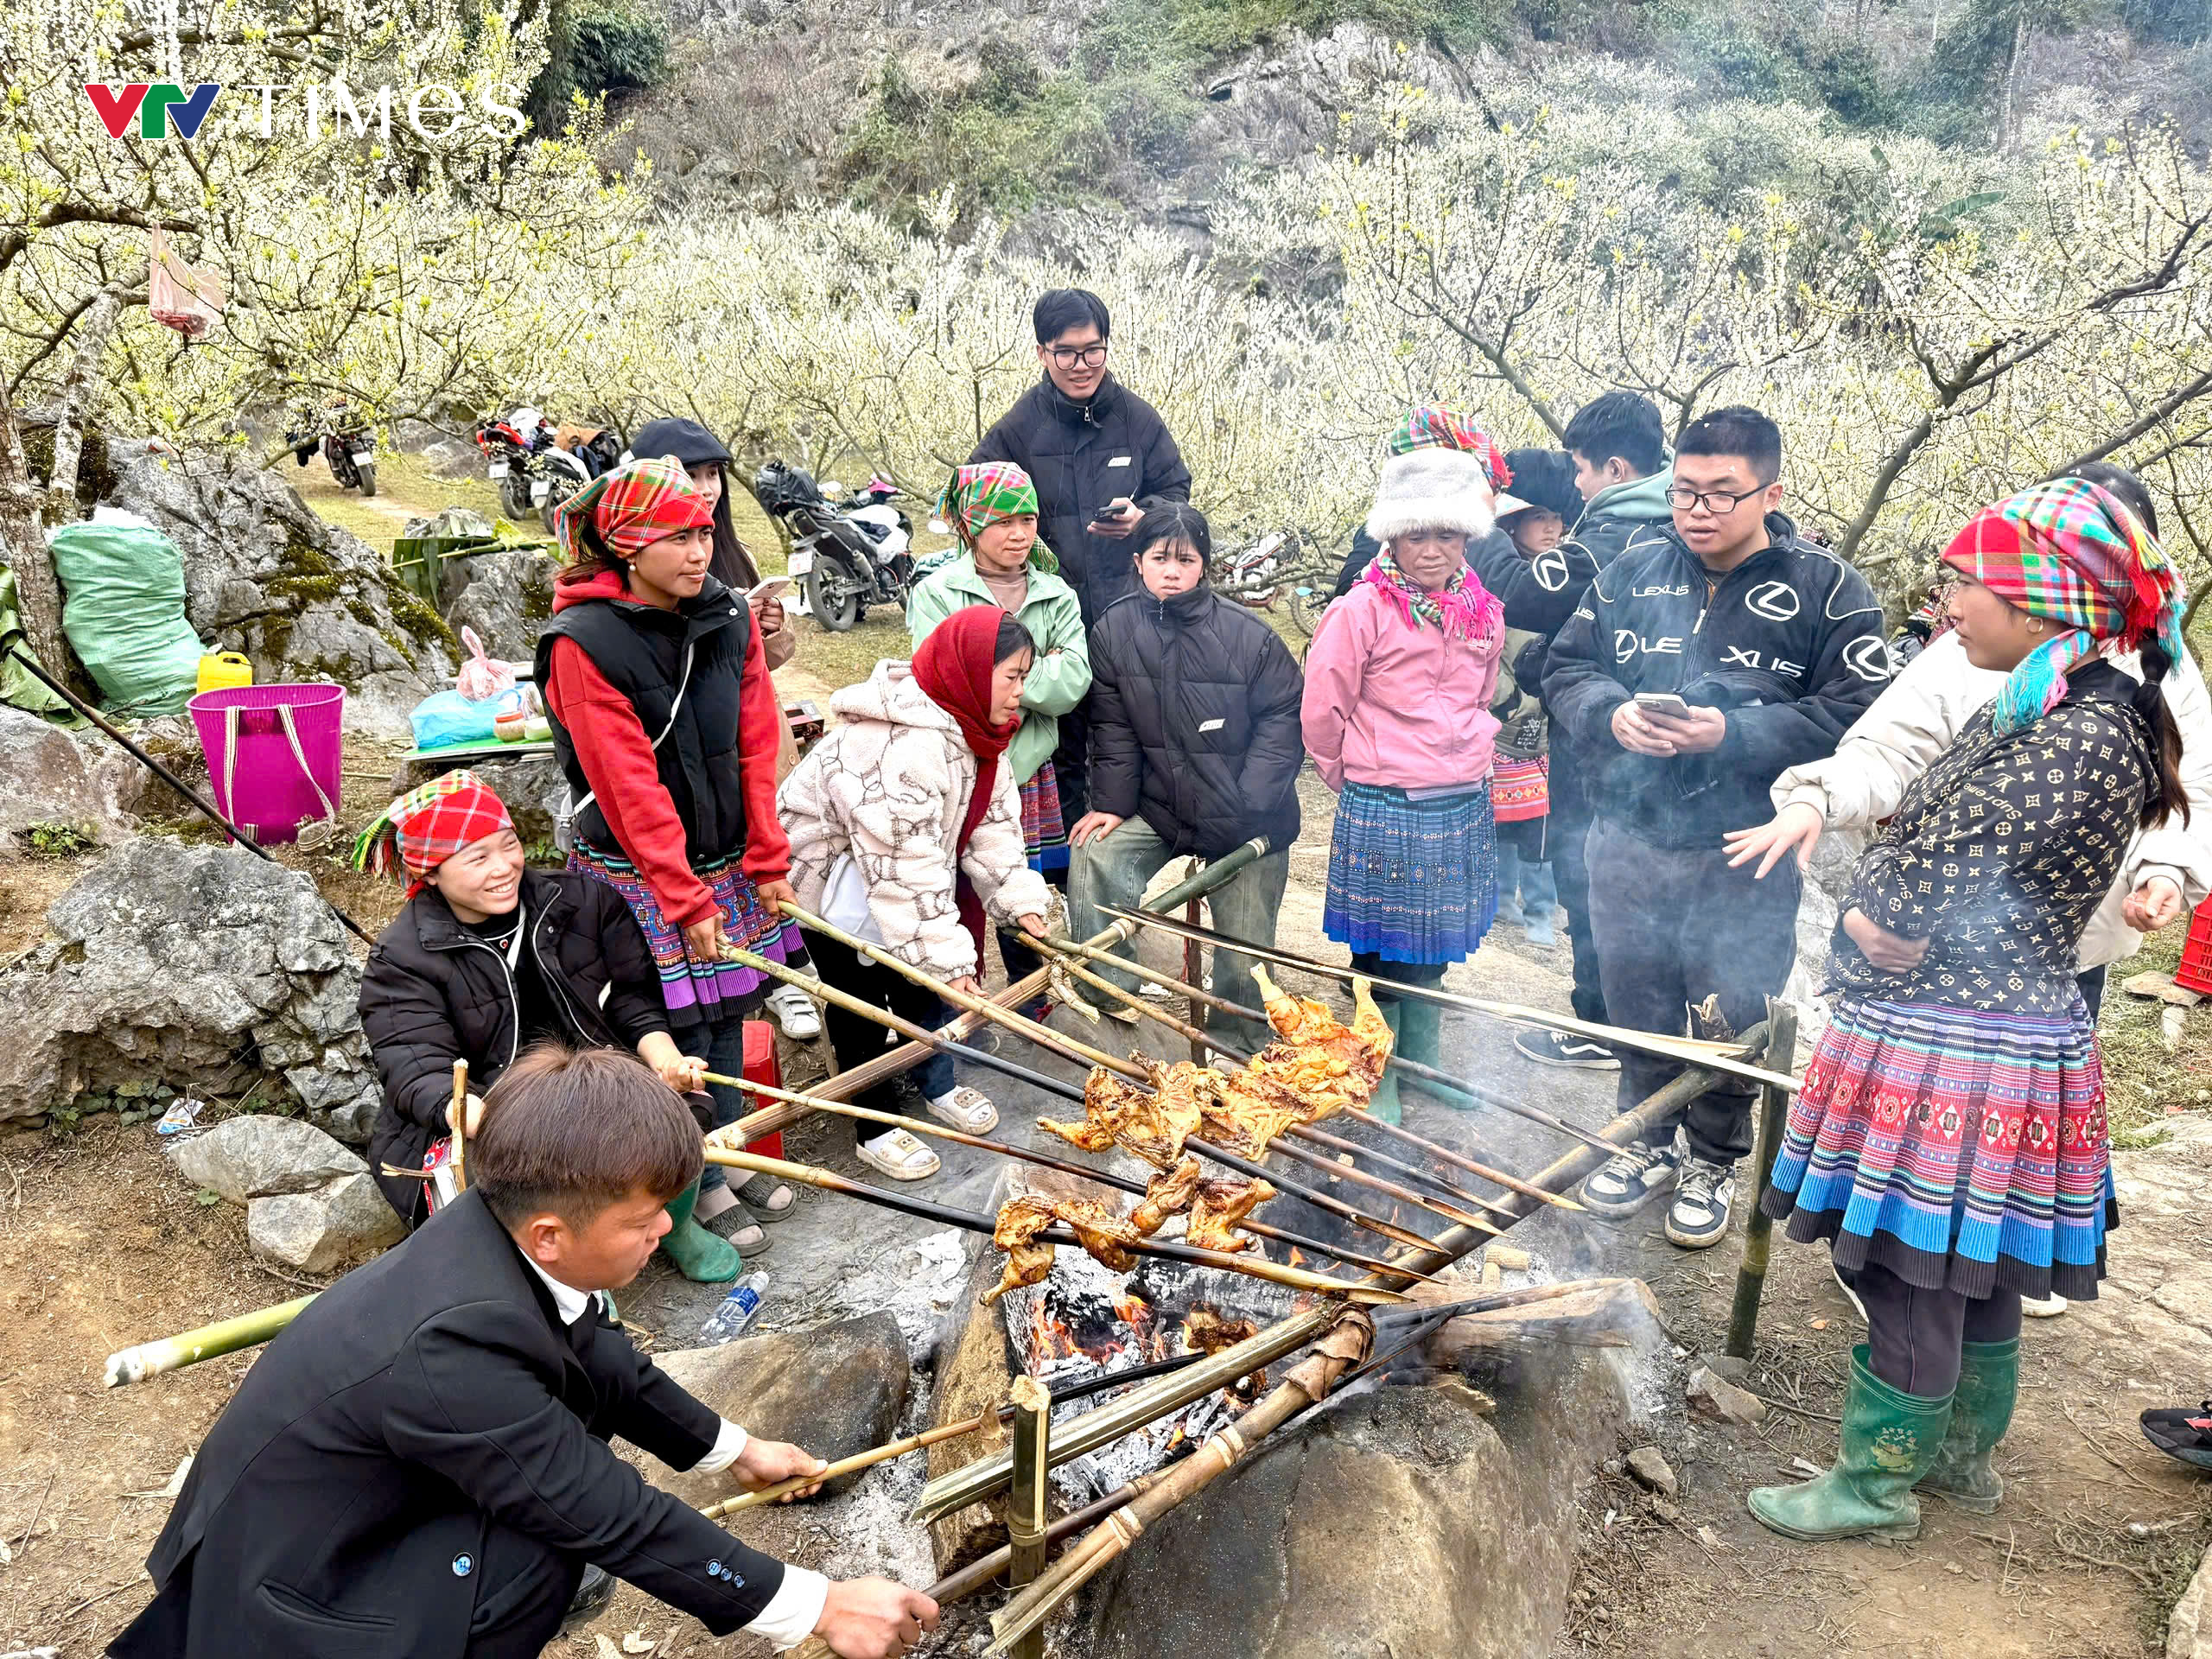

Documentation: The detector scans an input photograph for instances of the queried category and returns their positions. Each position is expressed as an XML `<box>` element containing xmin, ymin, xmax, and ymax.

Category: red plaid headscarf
<box><xmin>554</xmin><ymin>454</ymin><xmax>715</xmax><ymax>568</ymax></box>
<box><xmin>1386</xmin><ymin>407</ymin><xmax>1514</xmax><ymax>493</ymax></box>
<box><xmin>350</xmin><ymin>770</ymin><xmax>515</xmax><ymax>895</ymax></box>
<box><xmin>1942</xmin><ymin>478</ymin><xmax>2186</xmax><ymax>734</ymax></box>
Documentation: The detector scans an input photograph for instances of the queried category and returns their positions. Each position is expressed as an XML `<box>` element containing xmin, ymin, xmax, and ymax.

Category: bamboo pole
<box><xmin>701</xmin><ymin>1073</ymin><xmax>1439</xmax><ymax>1283</ymax></box>
<box><xmin>702</xmin><ymin>1412</ymin><xmax>1001</xmax><ymax>1518</ymax></box>
<box><xmin>448</xmin><ymin>1059</ymin><xmax>470</xmax><ymax>1193</ymax></box>
<box><xmin>1264</xmin><ymin>1134</ymin><xmax>1503</xmax><ymax>1234</ymax></box>
<box><xmin>701</xmin><ymin>1146</ymin><xmax>1407</xmax><ymax>1305</ymax></box>
<box><xmin>1726</xmin><ymin>1003</ymin><xmax>1800</xmax><ymax>1361</ymax></box>
<box><xmin>104</xmin><ymin>1295</ymin><xmax>320</xmax><ymax>1388</ymax></box>
<box><xmin>1100</xmin><ymin>905</ymin><xmax>1801</xmax><ymax>1094</ymax></box>
<box><xmin>1007</xmin><ymin>1376</ymin><xmax>1051</xmax><ymax>1659</ymax></box>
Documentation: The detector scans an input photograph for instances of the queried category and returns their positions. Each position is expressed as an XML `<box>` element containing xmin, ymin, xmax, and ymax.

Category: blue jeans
<box><xmin>1496</xmin><ymin>836</ymin><xmax>1557</xmax><ymax>922</ymax></box>
<box><xmin>698</xmin><ymin>1019</ymin><xmax>748</xmax><ymax>1192</ymax></box>
<box><xmin>1067</xmin><ymin>817</ymin><xmax>1290</xmax><ymax>1052</ymax></box>
<box><xmin>803</xmin><ymin>929</ymin><xmax>955</xmax><ymax>1145</ymax></box>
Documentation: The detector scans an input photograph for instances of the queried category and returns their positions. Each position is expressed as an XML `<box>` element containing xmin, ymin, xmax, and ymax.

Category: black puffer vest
<box><xmin>534</xmin><ymin>575</ymin><xmax>753</xmax><ymax>865</ymax></box>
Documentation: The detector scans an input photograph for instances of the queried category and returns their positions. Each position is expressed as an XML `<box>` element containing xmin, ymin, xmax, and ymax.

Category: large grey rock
<box><xmin>2172</xmin><ymin>1542</ymin><xmax>2212</xmax><ymax>1659</ymax></box>
<box><xmin>1090</xmin><ymin>1347</ymin><xmax>1628</xmax><ymax>1659</ymax></box>
<box><xmin>167</xmin><ymin>1114</ymin><xmax>365</xmax><ymax>1203</ymax></box>
<box><xmin>440</xmin><ymin>548</ymin><xmax>560</xmax><ymax>664</ymax></box>
<box><xmin>0</xmin><ymin>840</ymin><xmax>380</xmax><ymax>1140</ymax></box>
<box><xmin>443</xmin><ymin>751</ymin><xmax>569</xmax><ymax>849</ymax></box>
<box><xmin>246</xmin><ymin>1172</ymin><xmax>404</xmax><ymax>1271</ymax></box>
<box><xmin>77</xmin><ymin>715</ymin><xmax>201</xmax><ymax>824</ymax></box>
<box><xmin>0</xmin><ymin>705</ymin><xmax>137</xmax><ymax>852</ymax></box>
<box><xmin>101</xmin><ymin>437</ymin><xmax>454</xmax><ymax>738</ymax></box>
<box><xmin>652</xmin><ymin>1314</ymin><xmax>910</xmax><ymax>1501</ymax></box>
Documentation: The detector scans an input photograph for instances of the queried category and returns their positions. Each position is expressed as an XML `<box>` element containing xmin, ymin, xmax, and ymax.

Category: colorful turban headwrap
<box><xmin>1385</xmin><ymin>407</ymin><xmax>1514</xmax><ymax>493</ymax></box>
<box><xmin>553</xmin><ymin>454</ymin><xmax>715</xmax><ymax>568</ymax></box>
<box><xmin>937</xmin><ymin>461</ymin><xmax>1040</xmax><ymax>549</ymax></box>
<box><xmin>1941</xmin><ymin>478</ymin><xmax>2187</xmax><ymax>734</ymax></box>
<box><xmin>351</xmin><ymin>770</ymin><xmax>514</xmax><ymax>895</ymax></box>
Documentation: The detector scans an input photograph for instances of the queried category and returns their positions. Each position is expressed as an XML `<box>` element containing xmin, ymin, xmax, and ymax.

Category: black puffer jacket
<box><xmin>1087</xmin><ymin>582</ymin><xmax>1306</xmax><ymax>858</ymax></box>
<box><xmin>360</xmin><ymin>872</ymin><xmax>671</xmax><ymax>1224</ymax></box>
<box><xmin>969</xmin><ymin>373</ymin><xmax>1192</xmax><ymax>622</ymax></box>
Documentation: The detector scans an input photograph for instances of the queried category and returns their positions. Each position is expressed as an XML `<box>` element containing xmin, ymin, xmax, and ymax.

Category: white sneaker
<box><xmin>925</xmin><ymin>1085</ymin><xmax>999</xmax><ymax>1135</ymax></box>
<box><xmin>2021</xmin><ymin>1292</ymin><xmax>2068</xmax><ymax>1318</ymax></box>
<box><xmin>765</xmin><ymin>982</ymin><xmax>823</xmax><ymax>1040</ymax></box>
<box><xmin>856</xmin><ymin>1128</ymin><xmax>940</xmax><ymax>1181</ymax></box>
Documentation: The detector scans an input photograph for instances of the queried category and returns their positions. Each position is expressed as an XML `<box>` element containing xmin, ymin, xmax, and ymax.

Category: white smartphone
<box><xmin>747</xmin><ymin>576</ymin><xmax>793</xmax><ymax>603</ymax></box>
<box><xmin>1633</xmin><ymin>691</ymin><xmax>1693</xmax><ymax>719</ymax></box>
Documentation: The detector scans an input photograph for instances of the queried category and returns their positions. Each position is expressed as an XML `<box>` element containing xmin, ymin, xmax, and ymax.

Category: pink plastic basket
<box><xmin>188</xmin><ymin>683</ymin><xmax>346</xmax><ymax>847</ymax></box>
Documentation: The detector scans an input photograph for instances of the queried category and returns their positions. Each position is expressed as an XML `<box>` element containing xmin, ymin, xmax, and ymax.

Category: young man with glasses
<box><xmin>970</xmin><ymin>288</ymin><xmax>1192</xmax><ymax>821</ymax></box>
<box><xmin>1542</xmin><ymin>405</ymin><xmax>1891</xmax><ymax>1250</ymax></box>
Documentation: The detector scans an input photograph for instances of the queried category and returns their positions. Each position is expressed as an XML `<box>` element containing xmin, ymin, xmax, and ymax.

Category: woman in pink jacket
<box><xmin>1301</xmin><ymin>432</ymin><xmax>1510</xmax><ymax>1119</ymax></box>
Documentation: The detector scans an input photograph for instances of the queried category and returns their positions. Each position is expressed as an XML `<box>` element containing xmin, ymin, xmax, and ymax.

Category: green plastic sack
<box><xmin>0</xmin><ymin>567</ymin><xmax>77</xmax><ymax>721</ymax></box>
<box><xmin>48</xmin><ymin>518</ymin><xmax>205</xmax><ymax>715</ymax></box>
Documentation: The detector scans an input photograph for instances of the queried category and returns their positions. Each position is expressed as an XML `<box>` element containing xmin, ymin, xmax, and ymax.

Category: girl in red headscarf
<box><xmin>536</xmin><ymin>456</ymin><xmax>798</xmax><ymax>1279</ymax></box>
<box><xmin>352</xmin><ymin>771</ymin><xmax>705</xmax><ymax>1229</ymax></box>
<box><xmin>778</xmin><ymin>607</ymin><xmax>1055</xmax><ymax>1181</ymax></box>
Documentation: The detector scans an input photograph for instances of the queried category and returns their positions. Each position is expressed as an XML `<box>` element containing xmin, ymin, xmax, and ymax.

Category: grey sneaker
<box><xmin>1666</xmin><ymin>1155</ymin><xmax>1736</xmax><ymax>1249</ymax></box>
<box><xmin>1581</xmin><ymin>1139</ymin><xmax>1680</xmax><ymax>1217</ymax></box>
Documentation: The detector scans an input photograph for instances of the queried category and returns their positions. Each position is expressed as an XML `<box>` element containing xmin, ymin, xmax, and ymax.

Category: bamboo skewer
<box><xmin>700</xmin><ymin>1145</ymin><xmax>1408</xmax><ymax>1305</ymax></box>
<box><xmin>1033</xmin><ymin>937</ymin><xmax>1581</xmax><ymax>1216</ymax></box>
<box><xmin>1100</xmin><ymin>905</ymin><xmax>1800</xmax><ymax>1093</ymax></box>
<box><xmin>724</xmin><ymin>942</ymin><xmax>1445</xmax><ymax>1257</ymax></box>
<box><xmin>702</xmin><ymin>1412</ymin><xmax>1001</xmax><ymax>1518</ymax></box>
<box><xmin>448</xmin><ymin>1059</ymin><xmax>470</xmax><ymax>1193</ymax></box>
<box><xmin>1057</xmin><ymin>927</ymin><xmax>1619</xmax><ymax>1154</ymax></box>
<box><xmin>700</xmin><ymin>1073</ymin><xmax>1440</xmax><ymax>1283</ymax></box>
<box><xmin>1264</xmin><ymin>1135</ymin><xmax>1503</xmax><ymax>1233</ymax></box>
<box><xmin>105</xmin><ymin>1294</ymin><xmax>321</xmax><ymax>1388</ymax></box>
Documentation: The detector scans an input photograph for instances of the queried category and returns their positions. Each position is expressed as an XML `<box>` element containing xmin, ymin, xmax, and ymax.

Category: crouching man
<box><xmin>109</xmin><ymin>1045</ymin><xmax>938</xmax><ymax>1659</ymax></box>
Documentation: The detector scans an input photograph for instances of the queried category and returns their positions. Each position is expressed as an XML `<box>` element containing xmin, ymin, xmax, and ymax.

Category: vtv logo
<box><xmin>85</xmin><ymin>83</ymin><xmax>221</xmax><ymax>140</ymax></box>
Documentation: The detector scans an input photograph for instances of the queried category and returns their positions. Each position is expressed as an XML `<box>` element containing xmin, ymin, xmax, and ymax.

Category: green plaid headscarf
<box><xmin>937</xmin><ymin>462</ymin><xmax>1039</xmax><ymax>548</ymax></box>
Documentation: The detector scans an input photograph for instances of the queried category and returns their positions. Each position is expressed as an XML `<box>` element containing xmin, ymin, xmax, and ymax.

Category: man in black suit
<box><xmin>111</xmin><ymin>1045</ymin><xmax>938</xmax><ymax>1659</ymax></box>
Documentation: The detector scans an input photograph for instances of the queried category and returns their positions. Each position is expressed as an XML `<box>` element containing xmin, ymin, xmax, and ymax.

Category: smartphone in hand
<box><xmin>747</xmin><ymin>576</ymin><xmax>793</xmax><ymax>603</ymax></box>
<box><xmin>1088</xmin><ymin>499</ymin><xmax>1131</xmax><ymax>529</ymax></box>
<box><xmin>1633</xmin><ymin>691</ymin><xmax>1694</xmax><ymax>719</ymax></box>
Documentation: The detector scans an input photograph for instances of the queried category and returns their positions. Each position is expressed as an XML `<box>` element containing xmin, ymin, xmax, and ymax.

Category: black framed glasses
<box><xmin>1666</xmin><ymin>483</ymin><xmax>1770</xmax><ymax>514</ymax></box>
<box><xmin>1047</xmin><ymin>343</ymin><xmax>1109</xmax><ymax>369</ymax></box>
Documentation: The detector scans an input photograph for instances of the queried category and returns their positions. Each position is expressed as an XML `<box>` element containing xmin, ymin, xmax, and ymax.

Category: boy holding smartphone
<box><xmin>1542</xmin><ymin>407</ymin><xmax>1891</xmax><ymax>1249</ymax></box>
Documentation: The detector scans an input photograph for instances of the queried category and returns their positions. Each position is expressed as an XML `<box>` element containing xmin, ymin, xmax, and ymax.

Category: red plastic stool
<box><xmin>741</xmin><ymin>1019</ymin><xmax>784</xmax><ymax>1160</ymax></box>
<box><xmin>2175</xmin><ymin>899</ymin><xmax>2212</xmax><ymax>995</ymax></box>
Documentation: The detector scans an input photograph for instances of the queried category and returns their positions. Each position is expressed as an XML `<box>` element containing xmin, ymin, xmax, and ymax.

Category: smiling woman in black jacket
<box><xmin>353</xmin><ymin>772</ymin><xmax>706</xmax><ymax>1230</ymax></box>
<box><xmin>1065</xmin><ymin>506</ymin><xmax>1304</xmax><ymax>1050</ymax></box>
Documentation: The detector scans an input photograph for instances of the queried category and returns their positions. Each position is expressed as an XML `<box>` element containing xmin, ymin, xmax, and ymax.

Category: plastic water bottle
<box><xmin>699</xmin><ymin>1273</ymin><xmax>770</xmax><ymax>1344</ymax></box>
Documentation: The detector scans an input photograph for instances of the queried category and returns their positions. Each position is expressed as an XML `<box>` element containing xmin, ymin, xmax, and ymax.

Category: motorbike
<box><xmin>473</xmin><ymin>416</ymin><xmax>537</xmax><ymax>523</ymax></box>
<box><xmin>753</xmin><ymin>461</ymin><xmax>912</xmax><ymax>632</ymax></box>
<box><xmin>287</xmin><ymin>406</ymin><xmax>378</xmax><ymax>498</ymax></box>
<box><xmin>476</xmin><ymin>408</ymin><xmax>624</xmax><ymax>532</ymax></box>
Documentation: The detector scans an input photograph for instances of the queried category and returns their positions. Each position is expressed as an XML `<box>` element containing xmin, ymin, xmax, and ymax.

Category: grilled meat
<box><xmin>1054</xmin><ymin>1198</ymin><xmax>1143</xmax><ymax>1273</ymax></box>
<box><xmin>1131</xmin><ymin>1155</ymin><xmax>1203</xmax><ymax>1236</ymax></box>
<box><xmin>982</xmin><ymin>1195</ymin><xmax>1058</xmax><ymax>1306</ymax></box>
<box><xmin>1181</xmin><ymin>1308</ymin><xmax>1260</xmax><ymax>1355</ymax></box>
<box><xmin>1186</xmin><ymin>1178</ymin><xmax>1276</xmax><ymax>1253</ymax></box>
<box><xmin>1044</xmin><ymin>1063</ymin><xmax>1212</xmax><ymax>1169</ymax></box>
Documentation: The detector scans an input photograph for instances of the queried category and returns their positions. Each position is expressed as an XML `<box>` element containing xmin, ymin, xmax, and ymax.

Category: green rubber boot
<box><xmin>1915</xmin><ymin>1337</ymin><xmax>2018</xmax><ymax>1513</ymax></box>
<box><xmin>1367</xmin><ymin>1001</ymin><xmax>1408</xmax><ymax>1125</ymax></box>
<box><xmin>1395</xmin><ymin>995</ymin><xmax>1485</xmax><ymax>1111</ymax></box>
<box><xmin>658</xmin><ymin>1179</ymin><xmax>742</xmax><ymax>1283</ymax></box>
<box><xmin>1747</xmin><ymin>1345</ymin><xmax>1952</xmax><ymax>1542</ymax></box>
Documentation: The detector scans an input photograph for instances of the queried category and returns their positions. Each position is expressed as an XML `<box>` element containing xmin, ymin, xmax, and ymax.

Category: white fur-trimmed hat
<box><xmin>1363</xmin><ymin>448</ymin><xmax>1511</xmax><ymax>546</ymax></box>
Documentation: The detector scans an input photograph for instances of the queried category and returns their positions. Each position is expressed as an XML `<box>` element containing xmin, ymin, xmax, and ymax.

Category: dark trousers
<box><xmin>995</xmin><ymin>866</ymin><xmax>1068</xmax><ymax>1010</ymax></box>
<box><xmin>1586</xmin><ymin>817</ymin><xmax>1802</xmax><ymax>1166</ymax></box>
<box><xmin>1052</xmin><ymin>702</ymin><xmax>1090</xmax><ymax>824</ymax></box>
<box><xmin>1548</xmin><ymin>746</ymin><xmax>1606</xmax><ymax>1024</ymax></box>
<box><xmin>1845</xmin><ymin>1260</ymin><xmax>2023</xmax><ymax>1397</ymax></box>
<box><xmin>802</xmin><ymin>929</ymin><xmax>955</xmax><ymax>1146</ymax></box>
<box><xmin>2077</xmin><ymin>964</ymin><xmax>2107</xmax><ymax>1020</ymax></box>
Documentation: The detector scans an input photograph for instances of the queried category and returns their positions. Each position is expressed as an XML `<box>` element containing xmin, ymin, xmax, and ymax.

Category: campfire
<box><xmin>1000</xmin><ymin>1244</ymin><xmax>1294</xmax><ymax>1505</ymax></box>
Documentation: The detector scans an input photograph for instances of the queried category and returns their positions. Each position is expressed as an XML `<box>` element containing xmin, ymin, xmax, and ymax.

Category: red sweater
<box><xmin>543</xmin><ymin>572</ymin><xmax>791</xmax><ymax>928</ymax></box>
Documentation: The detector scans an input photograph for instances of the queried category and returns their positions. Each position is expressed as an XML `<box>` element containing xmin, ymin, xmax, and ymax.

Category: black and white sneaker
<box><xmin>1665</xmin><ymin>1155</ymin><xmax>1736</xmax><ymax>1249</ymax></box>
<box><xmin>1515</xmin><ymin>1028</ymin><xmax>1620</xmax><ymax>1070</ymax></box>
<box><xmin>2141</xmin><ymin>1401</ymin><xmax>2212</xmax><ymax>1471</ymax></box>
<box><xmin>1580</xmin><ymin>1139</ymin><xmax>1680</xmax><ymax>1217</ymax></box>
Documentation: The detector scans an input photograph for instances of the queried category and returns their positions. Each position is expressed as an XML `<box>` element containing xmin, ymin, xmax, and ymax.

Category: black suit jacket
<box><xmin>111</xmin><ymin>1192</ymin><xmax>783</xmax><ymax>1659</ymax></box>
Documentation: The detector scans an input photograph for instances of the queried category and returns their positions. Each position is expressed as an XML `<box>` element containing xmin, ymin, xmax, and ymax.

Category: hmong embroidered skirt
<box><xmin>568</xmin><ymin>839</ymin><xmax>793</xmax><ymax>1039</ymax></box>
<box><xmin>1760</xmin><ymin>995</ymin><xmax>2115</xmax><ymax>1300</ymax></box>
<box><xmin>1020</xmin><ymin>761</ymin><xmax>1069</xmax><ymax>877</ymax></box>
<box><xmin>1491</xmin><ymin>754</ymin><xmax>1549</xmax><ymax>823</ymax></box>
<box><xmin>1322</xmin><ymin>780</ymin><xmax>1497</xmax><ymax>966</ymax></box>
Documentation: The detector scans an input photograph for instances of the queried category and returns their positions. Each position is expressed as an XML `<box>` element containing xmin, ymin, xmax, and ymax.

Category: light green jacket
<box><xmin>905</xmin><ymin>552</ymin><xmax>1092</xmax><ymax>785</ymax></box>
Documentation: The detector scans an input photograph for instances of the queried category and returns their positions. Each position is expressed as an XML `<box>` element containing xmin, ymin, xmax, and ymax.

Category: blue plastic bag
<box><xmin>409</xmin><ymin>688</ymin><xmax>501</xmax><ymax>750</ymax></box>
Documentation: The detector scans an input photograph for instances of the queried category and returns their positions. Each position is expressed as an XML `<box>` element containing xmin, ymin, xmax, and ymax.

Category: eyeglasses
<box><xmin>1047</xmin><ymin>344</ymin><xmax>1109</xmax><ymax>369</ymax></box>
<box><xmin>1666</xmin><ymin>483</ymin><xmax>1771</xmax><ymax>514</ymax></box>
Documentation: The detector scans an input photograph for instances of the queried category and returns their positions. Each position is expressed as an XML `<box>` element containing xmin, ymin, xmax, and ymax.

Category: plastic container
<box><xmin>699</xmin><ymin>1273</ymin><xmax>771</xmax><ymax>1344</ymax></box>
<box><xmin>195</xmin><ymin>652</ymin><xmax>255</xmax><ymax>695</ymax></box>
<box><xmin>188</xmin><ymin>683</ymin><xmax>346</xmax><ymax>847</ymax></box>
<box><xmin>2175</xmin><ymin>899</ymin><xmax>2212</xmax><ymax>995</ymax></box>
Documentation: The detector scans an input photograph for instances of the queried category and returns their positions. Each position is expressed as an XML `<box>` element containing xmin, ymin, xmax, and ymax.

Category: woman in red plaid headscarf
<box><xmin>533</xmin><ymin>456</ymin><xmax>800</xmax><ymax>1281</ymax></box>
<box><xmin>350</xmin><ymin>770</ymin><xmax>706</xmax><ymax>1229</ymax></box>
<box><xmin>1746</xmin><ymin>475</ymin><xmax>2190</xmax><ymax>1546</ymax></box>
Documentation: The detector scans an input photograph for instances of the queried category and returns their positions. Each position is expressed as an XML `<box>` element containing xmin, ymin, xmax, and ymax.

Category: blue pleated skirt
<box><xmin>1322</xmin><ymin>781</ymin><xmax>1498</xmax><ymax>966</ymax></box>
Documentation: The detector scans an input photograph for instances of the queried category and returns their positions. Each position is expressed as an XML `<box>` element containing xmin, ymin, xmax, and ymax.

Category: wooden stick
<box><xmin>700</xmin><ymin>1073</ymin><xmax>1440</xmax><ymax>1283</ymax></box>
<box><xmin>1265</xmin><ymin>1134</ymin><xmax>1504</xmax><ymax>1233</ymax></box>
<box><xmin>702</xmin><ymin>1412</ymin><xmax>1001</xmax><ymax>1518</ymax></box>
<box><xmin>699</xmin><ymin>1146</ymin><xmax>1408</xmax><ymax>1305</ymax></box>
<box><xmin>448</xmin><ymin>1059</ymin><xmax>470</xmax><ymax>1193</ymax></box>
<box><xmin>1289</xmin><ymin>1120</ymin><xmax>1581</xmax><ymax>1214</ymax></box>
<box><xmin>1100</xmin><ymin>905</ymin><xmax>1801</xmax><ymax>1094</ymax></box>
